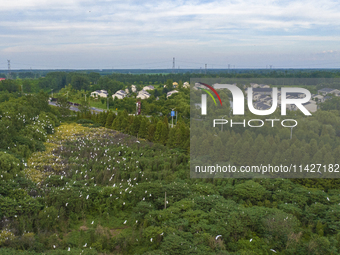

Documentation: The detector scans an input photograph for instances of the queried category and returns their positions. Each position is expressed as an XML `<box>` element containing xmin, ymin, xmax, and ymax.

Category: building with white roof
<box><xmin>91</xmin><ymin>90</ymin><xmax>108</xmax><ymax>98</ymax></box>
<box><xmin>112</xmin><ymin>90</ymin><xmax>127</xmax><ymax>99</ymax></box>
<box><xmin>131</xmin><ymin>84</ymin><xmax>137</xmax><ymax>93</ymax></box>
<box><xmin>143</xmin><ymin>85</ymin><xmax>154</xmax><ymax>91</ymax></box>
<box><xmin>136</xmin><ymin>90</ymin><xmax>151</xmax><ymax>99</ymax></box>
<box><xmin>183</xmin><ymin>82</ymin><xmax>190</xmax><ymax>88</ymax></box>
<box><xmin>167</xmin><ymin>90</ymin><xmax>179</xmax><ymax>98</ymax></box>
<box><xmin>318</xmin><ymin>88</ymin><xmax>340</xmax><ymax>96</ymax></box>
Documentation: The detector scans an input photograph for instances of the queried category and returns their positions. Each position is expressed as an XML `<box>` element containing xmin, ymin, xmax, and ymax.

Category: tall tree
<box><xmin>78</xmin><ymin>99</ymin><xmax>91</xmax><ymax>115</ymax></box>
<box><xmin>147</xmin><ymin>124</ymin><xmax>156</xmax><ymax>142</ymax></box>
<box><xmin>138</xmin><ymin>117</ymin><xmax>149</xmax><ymax>139</ymax></box>
<box><xmin>105</xmin><ymin>112</ymin><xmax>115</xmax><ymax>129</ymax></box>
<box><xmin>129</xmin><ymin>116</ymin><xmax>141</xmax><ymax>136</ymax></box>
<box><xmin>56</xmin><ymin>96</ymin><xmax>70</xmax><ymax>116</ymax></box>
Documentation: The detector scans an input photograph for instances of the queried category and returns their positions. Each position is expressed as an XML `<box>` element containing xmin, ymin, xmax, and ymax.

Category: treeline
<box><xmin>0</xmin><ymin>72</ymin><xmax>40</xmax><ymax>79</ymax></box>
<box><xmin>0</xmin><ymin>92</ymin><xmax>60</xmax><ymax>161</ymax></box>
<box><xmin>2</xmin><ymin>70</ymin><xmax>340</xmax><ymax>95</ymax></box>
<box><xmin>0</xmin><ymin>79</ymin><xmax>23</xmax><ymax>93</ymax></box>
<box><xmin>76</xmin><ymin>110</ymin><xmax>190</xmax><ymax>153</ymax></box>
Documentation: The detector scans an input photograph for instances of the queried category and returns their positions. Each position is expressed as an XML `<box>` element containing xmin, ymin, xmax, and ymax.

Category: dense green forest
<box><xmin>1</xmin><ymin>71</ymin><xmax>340</xmax><ymax>254</ymax></box>
<box><xmin>2</xmin><ymin>69</ymin><xmax>340</xmax><ymax>94</ymax></box>
<box><xmin>190</xmin><ymin>85</ymin><xmax>340</xmax><ymax>178</ymax></box>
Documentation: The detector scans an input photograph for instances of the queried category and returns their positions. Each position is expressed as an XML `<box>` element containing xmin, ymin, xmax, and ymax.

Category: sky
<box><xmin>0</xmin><ymin>0</ymin><xmax>340</xmax><ymax>69</ymax></box>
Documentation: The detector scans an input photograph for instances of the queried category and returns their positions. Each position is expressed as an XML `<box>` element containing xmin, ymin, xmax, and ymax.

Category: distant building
<box><xmin>258</xmin><ymin>94</ymin><xmax>272</xmax><ymax>102</ymax></box>
<box><xmin>254</xmin><ymin>102</ymin><xmax>271</xmax><ymax>110</ymax></box>
<box><xmin>258</xmin><ymin>84</ymin><xmax>270</xmax><ymax>88</ymax></box>
<box><xmin>193</xmin><ymin>83</ymin><xmax>205</xmax><ymax>90</ymax></box>
<box><xmin>303</xmin><ymin>101</ymin><xmax>317</xmax><ymax>113</ymax></box>
<box><xmin>91</xmin><ymin>90</ymin><xmax>108</xmax><ymax>98</ymax></box>
<box><xmin>213</xmin><ymin>83</ymin><xmax>237</xmax><ymax>89</ymax></box>
<box><xmin>312</xmin><ymin>94</ymin><xmax>325</xmax><ymax>103</ymax></box>
<box><xmin>277</xmin><ymin>100</ymin><xmax>297</xmax><ymax>111</ymax></box>
<box><xmin>136</xmin><ymin>90</ymin><xmax>151</xmax><ymax>99</ymax></box>
<box><xmin>318</xmin><ymin>88</ymin><xmax>340</xmax><ymax>96</ymax></box>
<box><xmin>248</xmin><ymin>88</ymin><xmax>276</xmax><ymax>95</ymax></box>
<box><xmin>125</xmin><ymin>88</ymin><xmax>129</xmax><ymax>94</ymax></box>
<box><xmin>252</xmin><ymin>93</ymin><xmax>262</xmax><ymax>101</ymax></box>
<box><xmin>183</xmin><ymin>82</ymin><xmax>190</xmax><ymax>88</ymax></box>
<box><xmin>112</xmin><ymin>90</ymin><xmax>127</xmax><ymax>99</ymax></box>
<box><xmin>143</xmin><ymin>85</ymin><xmax>154</xmax><ymax>91</ymax></box>
<box><xmin>250</xmin><ymin>83</ymin><xmax>259</xmax><ymax>88</ymax></box>
<box><xmin>0</xmin><ymin>78</ymin><xmax>5</xmax><ymax>81</ymax></box>
<box><xmin>131</xmin><ymin>84</ymin><xmax>137</xmax><ymax>92</ymax></box>
<box><xmin>286</xmin><ymin>92</ymin><xmax>306</xmax><ymax>98</ymax></box>
<box><xmin>173</xmin><ymin>82</ymin><xmax>178</xmax><ymax>88</ymax></box>
<box><xmin>167</xmin><ymin>90</ymin><xmax>179</xmax><ymax>98</ymax></box>
<box><xmin>249</xmin><ymin>83</ymin><xmax>270</xmax><ymax>88</ymax></box>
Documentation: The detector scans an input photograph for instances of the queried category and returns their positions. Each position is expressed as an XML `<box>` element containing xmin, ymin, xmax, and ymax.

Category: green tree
<box><xmin>138</xmin><ymin>117</ymin><xmax>149</xmax><ymax>139</ymax></box>
<box><xmin>148</xmin><ymin>124</ymin><xmax>156</xmax><ymax>142</ymax></box>
<box><xmin>71</xmin><ymin>75</ymin><xmax>90</xmax><ymax>90</ymax></box>
<box><xmin>129</xmin><ymin>116</ymin><xmax>141</xmax><ymax>136</ymax></box>
<box><xmin>98</xmin><ymin>112</ymin><xmax>108</xmax><ymax>126</ymax></box>
<box><xmin>78</xmin><ymin>99</ymin><xmax>91</xmax><ymax>115</ymax></box>
<box><xmin>0</xmin><ymin>152</ymin><xmax>22</xmax><ymax>179</ymax></box>
<box><xmin>22</xmin><ymin>80</ymin><xmax>32</xmax><ymax>93</ymax></box>
<box><xmin>154</xmin><ymin>121</ymin><xmax>165</xmax><ymax>144</ymax></box>
<box><xmin>56</xmin><ymin>96</ymin><xmax>70</xmax><ymax>116</ymax></box>
<box><xmin>105</xmin><ymin>112</ymin><xmax>115</xmax><ymax>129</ymax></box>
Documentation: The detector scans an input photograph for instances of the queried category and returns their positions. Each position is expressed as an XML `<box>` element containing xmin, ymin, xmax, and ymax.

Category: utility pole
<box><xmin>164</xmin><ymin>192</ymin><xmax>167</xmax><ymax>209</ymax></box>
<box><xmin>171</xmin><ymin>108</ymin><xmax>175</xmax><ymax>128</ymax></box>
<box><xmin>205</xmin><ymin>64</ymin><xmax>207</xmax><ymax>74</ymax></box>
<box><xmin>172</xmin><ymin>57</ymin><xmax>175</xmax><ymax>73</ymax></box>
<box><xmin>7</xmin><ymin>60</ymin><xmax>11</xmax><ymax>79</ymax></box>
<box><xmin>176</xmin><ymin>111</ymin><xmax>177</xmax><ymax>125</ymax></box>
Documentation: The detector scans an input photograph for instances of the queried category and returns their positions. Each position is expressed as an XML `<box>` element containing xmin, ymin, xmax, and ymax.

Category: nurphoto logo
<box><xmin>198</xmin><ymin>82</ymin><xmax>312</xmax><ymax>128</ymax></box>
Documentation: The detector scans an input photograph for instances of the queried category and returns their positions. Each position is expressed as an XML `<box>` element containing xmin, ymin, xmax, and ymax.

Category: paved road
<box><xmin>49</xmin><ymin>101</ymin><xmax>105</xmax><ymax>113</ymax></box>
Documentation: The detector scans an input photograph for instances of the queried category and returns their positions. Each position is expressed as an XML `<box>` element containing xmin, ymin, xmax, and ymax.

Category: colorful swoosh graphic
<box><xmin>199</xmin><ymin>88</ymin><xmax>217</xmax><ymax>105</ymax></box>
<box><xmin>199</xmin><ymin>82</ymin><xmax>223</xmax><ymax>106</ymax></box>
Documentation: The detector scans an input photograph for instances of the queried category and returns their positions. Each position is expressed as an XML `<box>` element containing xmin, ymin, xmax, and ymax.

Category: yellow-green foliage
<box><xmin>24</xmin><ymin>123</ymin><xmax>110</xmax><ymax>183</ymax></box>
<box><xmin>0</xmin><ymin>230</ymin><xmax>15</xmax><ymax>245</ymax></box>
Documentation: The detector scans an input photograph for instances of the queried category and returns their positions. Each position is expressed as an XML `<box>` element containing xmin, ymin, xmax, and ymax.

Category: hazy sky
<box><xmin>1</xmin><ymin>0</ymin><xmax>340</xmax><ymax>69</ymax></box>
